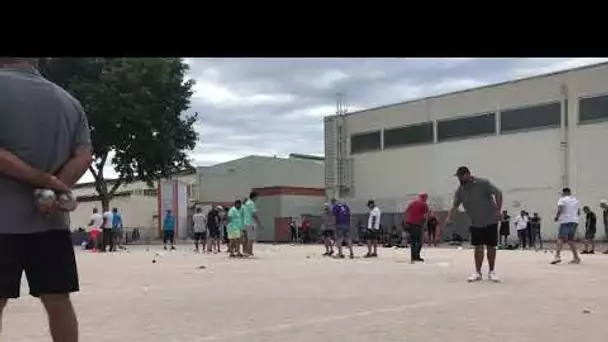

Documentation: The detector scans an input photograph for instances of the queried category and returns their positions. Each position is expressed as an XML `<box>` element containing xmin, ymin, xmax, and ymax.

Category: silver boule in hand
<box><xmin>58</xmin><ymin>191</ymin><xmax>78</xmax><ymax>212</ymax></box>
<box><xmin>34</xmin><ymin>188</ymin><xmax>57</xmax><ymax>205</ymax></box>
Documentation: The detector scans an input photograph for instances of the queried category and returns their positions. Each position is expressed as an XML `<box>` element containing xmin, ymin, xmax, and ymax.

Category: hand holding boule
<box><xmin>58</xmin><ymin>191</ymin><xmax>77</xmax><ymax>212</ymax></box>
<box><xmin>34</xmin><ymin>189</ymin><xmax>59</xmax><ymax>216</ymax></box>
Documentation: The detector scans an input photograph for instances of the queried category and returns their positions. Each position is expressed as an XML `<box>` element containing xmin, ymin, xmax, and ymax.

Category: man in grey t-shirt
<box><xmin>0</xmin><ymin>58</ymin><xmax>93</xmax><ymax>342</ymax></box>
<box><xmin>446</xmin><ymin>166</ymin><xmax>502</xmax><ymax>283</ymax></box>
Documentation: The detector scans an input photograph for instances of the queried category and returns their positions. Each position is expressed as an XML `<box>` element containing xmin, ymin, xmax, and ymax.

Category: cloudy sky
<box><xmin>80</xmin><ymin>58</ymin><xmax>608</xmax><ymax>183</ymax></box>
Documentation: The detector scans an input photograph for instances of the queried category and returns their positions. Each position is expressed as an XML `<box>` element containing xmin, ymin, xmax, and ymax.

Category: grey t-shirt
<box><xmin>453</xmin><ymin>177</ymin><xmax>502</xmax><ymax>228</ymax></box>
<box><xmin>0</xmin><ymin>66</ymin><xmax>92</xmax><ymax>234</ymax></box>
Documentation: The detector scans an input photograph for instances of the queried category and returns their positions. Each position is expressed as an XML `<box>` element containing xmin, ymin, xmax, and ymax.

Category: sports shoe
<box><xmin>550</xmin><ymin>257</ymin><xmax>562</xmax><ymax>265</ymax></box>
<box><xmin>568</xmin><ymin>259</ymin><xmax>581</xmax><ymax>264</ymax></box>
<box><xmin>467</xmin><ymin>272</ymin><xmax>482</xmax><ymax>282</ymax></box>
<box><xmin>488</xmin><ymin>272</ymin><xmax>500</xmax><ymax>283</ymax></box>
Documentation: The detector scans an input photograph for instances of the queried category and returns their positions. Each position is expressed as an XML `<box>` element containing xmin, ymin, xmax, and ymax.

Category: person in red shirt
<box><xmin>405</xmin><ymin>193</ymin><xmax>430</xmax><ymax>262</ymax></box>
<box><xmin>301</xmin><ymin>217</ymin><xmax>311</xmax><ymax>243</ymax></box>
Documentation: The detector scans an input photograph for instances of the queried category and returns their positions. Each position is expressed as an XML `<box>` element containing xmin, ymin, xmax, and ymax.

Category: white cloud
<box><xmin>510</xmin><ymin>58</ymin><xmax>608</xmax><ymax>78</ymax></box>
<box><xmin>193</xmin><ymin>81</ymin><xmax>295</xmax><ymax>108</ymax></box>
<box><xmin>77</xmin><ymin>58</ymin><xmax>608</xmax><ymax>184</ymax></box>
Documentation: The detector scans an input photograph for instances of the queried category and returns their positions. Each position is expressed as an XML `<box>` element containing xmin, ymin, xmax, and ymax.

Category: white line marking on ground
<box><xmin>197</xmin><ymin>290</ymin><xmax>507</xmax><ymax>341</ymax></box>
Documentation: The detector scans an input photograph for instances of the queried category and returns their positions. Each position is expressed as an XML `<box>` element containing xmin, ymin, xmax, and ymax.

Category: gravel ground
<box><xmin>3</xmin><ymin>243</ymin><xmax>608</xmax><ymax>342</ymax></box>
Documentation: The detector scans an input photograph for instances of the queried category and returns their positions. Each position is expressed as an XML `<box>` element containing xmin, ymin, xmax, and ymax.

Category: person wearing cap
<box><xmin>601</xmin><ymin>199</ymin><xmax>608</xmax><ymax>253</ymax></box>
<box><xmin>364</xmin><ymin>200</ymin><xmax>382</xmax><ymax>258</ymax></box>
<box><xmin>551</xmin><ymin>188</ymin><xmax>581</xmax><ymax>264</ymax></box>
<box><xmin>446</xmin><ymin>166</ymin><xmax>503</xmax><ymax>282</ymax></box>
<box><xmin>321</xmin><ymin>203</ymin><xmax>335</xmax><ymax>256</ymax></box>
<box><xmin>405</xmin><ymin>193</ymin><xmax>429</xmax><ymax>262</ymax></box>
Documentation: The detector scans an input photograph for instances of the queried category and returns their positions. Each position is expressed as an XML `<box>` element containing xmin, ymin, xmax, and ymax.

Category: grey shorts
<box><xmin>558</xmin><ymin>222</ymin><xmax>578</xmax><ymax>241</ymax></box>
<box><xmin>335</xmin><ymin>224</ymin><xmax>351</xmax><ymax>240</ymax></box>
<box><xmin>243</xmin><ymin>224</ymin><xmax>256</xmax><ymax>241</ymax></box>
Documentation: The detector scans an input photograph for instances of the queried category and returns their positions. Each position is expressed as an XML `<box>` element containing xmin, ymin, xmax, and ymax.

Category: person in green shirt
<box><xmin>242</xmin><ymin>191</ymin><xmax>260</xmax><ymax>256</ymax></box>
<box><xmin>227</xmin><ymin>199</ymin><xmax>244</xmax><ymax>257</ymax></box>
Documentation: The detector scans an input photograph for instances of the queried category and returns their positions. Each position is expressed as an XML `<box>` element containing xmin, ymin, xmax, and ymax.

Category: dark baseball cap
<box><xmin>454</xmin><ymin>166</ymin><xmax>471</xmax><ymax>176</ymax></box>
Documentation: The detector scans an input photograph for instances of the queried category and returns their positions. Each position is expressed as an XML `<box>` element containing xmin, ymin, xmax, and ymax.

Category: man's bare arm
<box><xmin>446</xmin><ymin>206</ymin><xmax>458</xmax><ymax>224</ymax></box>
<box><xmin>54</xmin><ymin>146</ymin><xmax>93</xmax><ymax>188</ymax></box>
<box><xmin>0</xmin><ymin>148</ymin><xmax>70</xmax><ymax>192</ymax></box>
<box><xmin>446</xmin><ymin>191</ymin><xmax>462</xmax><ymax>224</ymax></box>
<box><xmin>554</xmin><ymin>206</ymin><xmax>563</xmax><ymax>222</ymax></box>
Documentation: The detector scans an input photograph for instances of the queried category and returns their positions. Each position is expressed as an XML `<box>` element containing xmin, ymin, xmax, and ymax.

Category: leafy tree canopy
<box><xmin>40</xmin><ymin>57</ymin><xmax>199</xmax><ymax>209</ymax></box>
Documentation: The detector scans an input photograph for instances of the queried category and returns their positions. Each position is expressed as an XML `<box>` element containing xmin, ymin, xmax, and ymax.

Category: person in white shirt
<box><xmin>514</xmin><ymin>210</ymin><xmax>529</xmax><ymax>249</ymax></box>
<box><xmin>101</xmin><ymin>209</ymin><xmax>114</xmax><ymax>252</ymax></box>
<box><xmin>364</xmin><ymin>200</ymin><xmax>381</xmax><ymax>258</ymax></box>
<box><xmin>551</xmin><ymin>188</ymin><xmax>581</xmax><ymax>264</ymax></box>
<box><xmin>88</xmin><ymin>208</ymin><xmax>104</xmax><ymax>252</ymax></box>
<box><xmin>192</xmin><ymin>207</ymin><xmax>207</xmax><ymax>252</ymax></box>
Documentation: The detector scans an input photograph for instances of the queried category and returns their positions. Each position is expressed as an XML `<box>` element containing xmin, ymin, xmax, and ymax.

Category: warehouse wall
<box><xmin>197</xmin><ymin>156</ymin><xmax>324</xmax><ymax>203</ymax></box>
<box><xmin>327</xmin><ymin>63</ymin><xmax>608</xmax><ymax>240</ymax></box>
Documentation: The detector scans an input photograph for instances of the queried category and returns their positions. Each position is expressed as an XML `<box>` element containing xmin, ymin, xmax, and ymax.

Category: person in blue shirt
<box><xmin>163</xmin><ymin>210</ymin><xmax>176</xmax><ymax>251</ymax></box>
<box><xmin>111</xmin><ymin>208</ymin><xmax>124</xmax><ymax>251</ymax></box>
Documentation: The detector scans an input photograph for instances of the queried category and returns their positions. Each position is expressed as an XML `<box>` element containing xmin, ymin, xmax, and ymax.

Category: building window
<box><xmin>437</xmin><ymin>112</ymin><xmax>496</xmax><ymax>142</ymax></box>
<box><xmin>143</xmin><ymin>189</ymin><xmax>158</xmax><ymax>197</ymax></box>
<box><xmin>187</xmin><ymin>184</ymin><xmax>198</xmax><ymax>199</ymax></box>
<box><xmin>350</xmin><ymin>131</ymin><xmax>381</xmax><ymax>154</ymax></box>
<box><xmin>579</xmin><ymin>93</ymin><xmax>608</xmax><ymax>123</ymax></box>
<box><xmin>500</xmin><ymin>102</ymin><xmax>561</xmax><ymax>133</ymax></box>
<box><xmin>383</xmin><ymin>122</ymin><xmax>434</xmax><ymax>148</ymax></box>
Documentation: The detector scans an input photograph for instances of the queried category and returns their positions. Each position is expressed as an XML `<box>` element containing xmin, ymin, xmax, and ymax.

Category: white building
<box><xmin>324</xmin><ymin>62</ymin><xmax>608</xmax><ymax>240</ymax></box>
<box><xmin>70</xmin><ymin>154</ymin><xmax>326</xmax><ymax>242</ymax></box>
<box><xmin>70</xmin><ymin>170</ymin><xmax>198</xmax><ymax>233</ymax></box>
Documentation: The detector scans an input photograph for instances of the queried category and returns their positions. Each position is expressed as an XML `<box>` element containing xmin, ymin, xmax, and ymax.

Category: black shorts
<box><xmin>0</xmin><ymin>230</ymin><xmax>79</xmax><ymax>298</ymax></box>
<box><xmin>585</xmin><ymin>229</ymin><xmax>596</xmax><ymax>240</ymax></box>
<box><xmin>163</xmin><ymin>230</ymin><xmax>175</xmax><ymax>243</ymax></box>
<box><xmin>323</xmin><ymin>230</ymin><xmax>335</xmax><ymax>239</ymax></box>
<box><xmin>364</xmin><ymin>229</ymin><xmax>380</xmax><ymax>240</ymax></box>
<box><xmin>499</xmin><ymin>224</ymin><xmax>510</xmax><ymax>236</ymax></box>
<box><xmin>208</xmin><ymin>227</ymin><xmax>220</xmax><ymax>239</ymax></box>
<box><xmin>469</xmin><ymin>224</ymin><xmax>499</xmax><ymax>247</ymax></box>
<box><xmin>194</xmin><ymin>232</ymin><xmax>207</xmax><ymax>241</ymax></box>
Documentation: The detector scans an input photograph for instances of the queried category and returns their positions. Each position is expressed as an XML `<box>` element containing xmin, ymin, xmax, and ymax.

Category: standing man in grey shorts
<box><xmin>446</xmin><ymin>166</ymin><xmax>502</xmax><ymax>283</ymax></box>
<box><xmin>0</xmin><ymin>58</ymin><xmax>93</xmax><ymax>341</ymax></box>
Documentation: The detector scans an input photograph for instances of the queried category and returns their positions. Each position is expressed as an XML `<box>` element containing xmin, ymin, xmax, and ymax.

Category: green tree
<box><xmin>39</xmin><ymin>58</ymin><xmax>199</xmax><ymax>211</ymax></box>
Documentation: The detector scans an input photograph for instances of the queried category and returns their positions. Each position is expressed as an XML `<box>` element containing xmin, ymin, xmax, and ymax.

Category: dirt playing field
<box><xmin>3</xmin><ymin>243</ymin><xmax>608</xmax><ymax>342</ymax></box>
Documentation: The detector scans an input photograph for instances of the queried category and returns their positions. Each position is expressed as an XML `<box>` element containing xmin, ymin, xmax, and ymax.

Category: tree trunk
<box><xmin>100</xmin><ymin>195</ymin><xmax>111</xmax><ymax>213</ymax></box>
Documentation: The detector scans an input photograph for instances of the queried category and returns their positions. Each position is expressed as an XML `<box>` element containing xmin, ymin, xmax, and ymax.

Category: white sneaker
<box><xmin>467</xmin><ymin>272</ymin><xmax>482</xmax><ymax>282</ymax></box>
<box><xmin>488</xmin><ymin>271</ymin><xmax>500</xmax><ymax>283</ymax></box>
